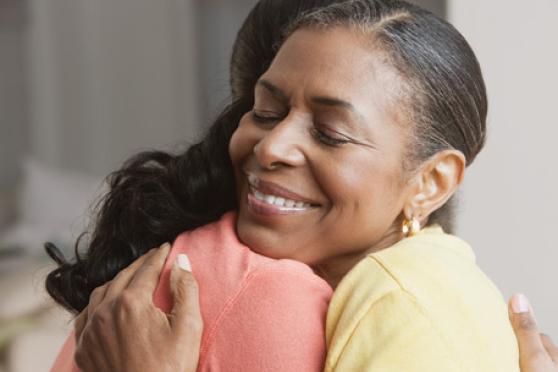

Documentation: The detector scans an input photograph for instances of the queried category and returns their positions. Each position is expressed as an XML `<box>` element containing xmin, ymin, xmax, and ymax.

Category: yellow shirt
<box><xmin>324</xmin><ymin>226</ymin><xmax>519</xmax><ymax>372</ymax></box>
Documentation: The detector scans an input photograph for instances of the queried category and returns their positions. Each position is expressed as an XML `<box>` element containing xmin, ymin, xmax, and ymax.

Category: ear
<box><xmin>403</xmin><ymin>150</ymin><xmax>466</xmax><ymax>224</ymax></box>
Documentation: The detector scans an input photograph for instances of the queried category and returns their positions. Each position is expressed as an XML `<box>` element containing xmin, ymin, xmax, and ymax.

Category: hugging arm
<box><xmin>72</xmin><ymin>244</ymin><xmax>202</xmax><ymax>372</ymax></box>
<box><xmin>70</xmin><ymin>252</ymin><xmax>556</xmax><ymax>372</ymax></box>
<box><xmin>68</xmin><ymin>244</ymin><xmax>329</xmax><ymax>372</ymax></box>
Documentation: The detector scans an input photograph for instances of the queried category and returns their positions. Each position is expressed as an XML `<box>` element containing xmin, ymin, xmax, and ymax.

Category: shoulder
<box><xmin>369</xmin><ymin>225</ymin><xmax>476</xmax><ymax>285</ymax></box>
<box><xmin>199</xmin><ymin>261</ymin><xmax>332</xmax><ymax>372</ymax></box>
<box><xmin>325</xmin><ymin>229</ymin><xmax>519</xmax><ymax>372</ymax></box>
<box><xmin>326</xmin><ymin>254</ymin><xmax>403</xmax><ymax>346</ymax></box>
<box><xmin>325</xmin><ymin>231</ymin><xmax>456</xmax><ymax>370</ymax></box>
<box><xmin>325</xmin><ymin>289</ymin><xmax>459</xmax><ymax>372</ymax></box>
<box><xmin>211</xmin><ymin>261</ymin><xmax>332</xmax><ymax>330</ymax></box>
<box><xmin>242</xmin><ymin>262</ymin><xmax>333</xmax><ymax>308</ymax></box>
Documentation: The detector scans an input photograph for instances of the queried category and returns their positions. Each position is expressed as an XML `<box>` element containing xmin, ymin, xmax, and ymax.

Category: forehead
<box><xmin>262</xmin><ymin>26</ymin><xmax>405</xmax><ymax>129</ymax></box>
<box><xmin>261</xmin><ymin>27</ymin><xmax>403</xmax><ymax>116</ymax></box>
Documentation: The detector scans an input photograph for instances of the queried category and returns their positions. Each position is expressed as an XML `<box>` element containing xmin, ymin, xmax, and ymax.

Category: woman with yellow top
<box><xmin>46</xmin><ymin>0</ymin><xmax>556</xmax><ymax>371</ymax></box>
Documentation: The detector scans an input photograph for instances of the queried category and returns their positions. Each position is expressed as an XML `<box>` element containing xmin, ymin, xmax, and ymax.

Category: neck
<box><xmin>313</xmin><ymin>228</ymin><xmax>403</xmax><ymax>289</ymax></box>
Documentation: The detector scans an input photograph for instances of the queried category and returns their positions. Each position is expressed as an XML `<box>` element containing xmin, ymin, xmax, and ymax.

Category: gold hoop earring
<box><xmin>402</xmin><ymin>217</ymin><xmax>421</xmax><ymax>237</ymax></box>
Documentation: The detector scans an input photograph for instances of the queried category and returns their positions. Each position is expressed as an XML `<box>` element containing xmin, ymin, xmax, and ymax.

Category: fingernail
<box><xmin>161</xmin><ymin>242</ymin><xmax>171</xmax><ymax>250</ymax></box>
<box><xmin>177</xmin><ymin>254</ymin><xmax>192</xmax><ymax>272</ymax></box>
<box><xmin>511</xmin><ymin>293</ymin><xmax>530</xmax><ymax>314</ymax></box>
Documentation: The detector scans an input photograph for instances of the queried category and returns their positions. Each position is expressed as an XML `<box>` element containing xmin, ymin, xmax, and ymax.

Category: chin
<box><xmin>237</xmin><ymin>223</ymin><xmax>287</xmax><ymax>259</ymax></box>
<box><xmin>235</xmin><ymin>202</ymin><xmax>324</xmax><ymax>264</ymax></box>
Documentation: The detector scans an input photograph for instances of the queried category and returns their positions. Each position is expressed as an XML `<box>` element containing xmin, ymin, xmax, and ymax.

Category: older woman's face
<box><xmin>229</xmin><ymin>27</ymin><xmax>413</xmax><ymax>265</ymax></box>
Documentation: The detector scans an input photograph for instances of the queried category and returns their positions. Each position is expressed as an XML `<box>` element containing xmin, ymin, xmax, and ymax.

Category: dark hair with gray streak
<box><xmin>285</xmin><ymin>0</ymin><xmax>488</xmax><ymax>232</ymax></box>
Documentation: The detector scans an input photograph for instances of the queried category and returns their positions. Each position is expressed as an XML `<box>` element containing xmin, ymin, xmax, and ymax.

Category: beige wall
<box><xmin>26</xmin><ymin>0</ymin><xmax>200</xmax><ymax>176</ymax></box>
<box><xmin>449</xmin><ymin>0</ymin><xmax>558</xmax><ymax>335</ymax></box>
<box><xmin>0</xmin><ymin>2</ymin><xmax>27</xmax><ymax>227</ymax></box>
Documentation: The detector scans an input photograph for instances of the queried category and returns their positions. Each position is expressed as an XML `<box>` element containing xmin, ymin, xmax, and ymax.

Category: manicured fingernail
<box><xmin>511</xmin><ymin>293</ymin><xmax>530</xmax><ymax>314</ymax></box>
<box><xmin>177</xmin><ymin>254</ymin><xmax>191</xmax><ymax>272</ymax></box>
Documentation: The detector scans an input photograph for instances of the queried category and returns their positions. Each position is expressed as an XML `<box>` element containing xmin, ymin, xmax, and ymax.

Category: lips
<box><xmin>251</xmin><ymin>189</ymin><xmax>311</xmax><ymax>208</ymax></box>
<box><xmin>246</xmin><ymin>173</ymin><xmax>320</xmax><ymax>207</ymax></box>
<box><xmin>244</xmin><ymin>173</ymin><xmax>321</xmax><ymax>216</ymax></box>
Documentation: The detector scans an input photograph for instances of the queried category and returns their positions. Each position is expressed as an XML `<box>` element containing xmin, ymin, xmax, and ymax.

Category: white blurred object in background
<box><xmin>1</xmin><ymin>158</ymin><xmax>103</xmax><ymax>259</ymax></box>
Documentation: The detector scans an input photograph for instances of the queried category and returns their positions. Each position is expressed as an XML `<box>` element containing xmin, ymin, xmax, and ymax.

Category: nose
<box><xmin>253</xmin><ymin>115</ymin><xmax>306</xmax><ymax>170</ymax></box>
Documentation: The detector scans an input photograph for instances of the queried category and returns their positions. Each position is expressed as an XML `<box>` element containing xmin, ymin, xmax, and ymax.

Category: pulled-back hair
<box><xmin>45</xmin><ymin>0</ymin><xmax>486</xmax><ymax>313</ymax></box>
<box><xmin>285</xmin><ymin>0</ymin><xmax>487</xmax><ymax>231</ymax></box>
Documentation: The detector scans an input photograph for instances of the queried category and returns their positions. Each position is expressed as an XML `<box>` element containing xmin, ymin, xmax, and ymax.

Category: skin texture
<box><xmin>230</xmin><ymin>27</ymin><xmax>465</xmax><ymax>287</ymax></box>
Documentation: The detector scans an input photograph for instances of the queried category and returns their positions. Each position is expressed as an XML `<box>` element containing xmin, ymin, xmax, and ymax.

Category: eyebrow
<box><xmin>256</xmin><ymin>78</ymin><xmax>375</xmax><ymax>149</ymax></box>
<box><xmin>257</xmin><ymin>79</ymin><xmax>289</xmax><ymax>102</ymax></box>
<box><xmin>257</xmin><ymin>79</ymin><xmax>365</xmax><ymax>122</ymax></box>
<box><xmin>311</xmin><ymin>96</ymin><xmax>359</xmax><ymax>115</ymax></box>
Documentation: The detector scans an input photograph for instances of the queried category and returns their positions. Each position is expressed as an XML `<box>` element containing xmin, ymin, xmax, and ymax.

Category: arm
<box><xmin>70</xmin><ymin>244</ymin><xmax>203</xmax><ymax>372</ymax></box>
<box><xmin>56</xmin><ymin>247</ymin><xmax>328</xmax><ymax>372</ymax></box>
<box><xmin>56</xmin><ymin>253</ymin><xmax>556</xmax><ymax>372</ymax></box>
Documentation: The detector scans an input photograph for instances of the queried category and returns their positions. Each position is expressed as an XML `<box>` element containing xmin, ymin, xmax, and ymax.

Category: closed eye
<box><xmin>252</xmin><ymin>110</ymin><xmax>284</xmax><ymax>125</ymax></box>
<box><xmin>310</xmin><ymin>126</ymin><xmax>351</xmax><ymax>147</ymax></box>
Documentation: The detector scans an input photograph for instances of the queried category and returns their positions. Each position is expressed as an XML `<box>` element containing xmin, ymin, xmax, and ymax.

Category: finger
<box><xmin>169</xmin><ymin>254</ymin><xmax>203</xmax><ymax>337</ymax></box>
<box><xmin>509</xmin><ymin>294</ymin><xmax>548</xmax><ymax>361</ymax></box>
<box><xmin>86</xmin><ymin>250</ymin><xmax>156</xmax><ymax>310</ymax></box>
<box><xmin>103</xmin><ymin>247</ymin><xmax>158</xmax><ymax>301</ymax></box>
<box><xmin>74</xmin><ymin>308</ymin><xmax>88</xmax><ymax>343</ymax></box>
<box><xmin>127</xmin><ymin>242</ymin><xmax>172</xmax><ymax>297</ymax></box>
<box><xmin>87</xmin><ymin>283</ymin><xmax>109</xmax><ymax>320</ymax></box>
<box><xmin>169</xmin><ymin>253</ymin><xmax>203</xmax><ymax>371</ymax></box>
<box><xmin>75</xmin><ymin>328</ymin><xmax>110</xmax><ymax>372</ymax></box>
<box><xmin>541</xmin><ymin>333</ymin><xmax>558</xmax><ymax>363</ymax></box>
<box><xmin>75</xmin><ymin>346</ymin><xmax>106</xmax><ymax>372</ymax></box>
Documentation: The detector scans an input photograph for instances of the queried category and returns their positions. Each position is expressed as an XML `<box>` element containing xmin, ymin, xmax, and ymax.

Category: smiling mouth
<box><xmin>245</xmin><ymin>173</ymin><xmax>320</xmax><ymax>215</ymax></box>
<box><xmin>250</xmin><ymin>187</ymin><xmax>313</xmax><ymax>209</ymax></box>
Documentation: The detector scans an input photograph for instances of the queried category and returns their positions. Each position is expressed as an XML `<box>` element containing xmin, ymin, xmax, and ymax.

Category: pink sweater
<box><xmin>50</xmin><ymin>212</ymin><xmax>332</xmax><ymax>371</ymax></box>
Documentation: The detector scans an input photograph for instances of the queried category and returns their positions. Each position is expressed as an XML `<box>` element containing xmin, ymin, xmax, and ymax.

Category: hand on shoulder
<box><xmin>74</xmin><ymin>244</ymin><xmax>202</xmax><ymax>372</ymax></box>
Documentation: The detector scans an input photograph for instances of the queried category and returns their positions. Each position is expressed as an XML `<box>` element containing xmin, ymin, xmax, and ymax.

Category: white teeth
<box><xmin>251</xmin><ymin>188</ymin><xmax>311</xmax><ymax>209</ymax></box>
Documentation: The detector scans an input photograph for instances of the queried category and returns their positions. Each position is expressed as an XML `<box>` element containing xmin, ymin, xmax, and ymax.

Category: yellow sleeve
<box><xmin>326</xmin><ymin>290</ymin><xmax>460</xmax><ymax>372</ymax></box>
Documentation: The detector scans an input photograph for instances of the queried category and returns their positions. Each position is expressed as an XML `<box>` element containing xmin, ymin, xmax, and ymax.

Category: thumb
<box><xmin>169</xmin><ymin>254</ymin><xmax>203</xmax><ymax>335</ymax></box>
<box><xmin>509</xmin><ymin>293</ymin><xmax>547</xmax><ymax>364</ymax></box>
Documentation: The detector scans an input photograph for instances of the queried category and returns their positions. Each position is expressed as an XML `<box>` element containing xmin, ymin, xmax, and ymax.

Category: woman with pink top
<box><xmin>47</xmin><ymin>1</ymin><xmax>558</xmax><ymax>371</ymax></box>
<box><xmin>50</xmin><ymin>212</ymin><xmax>332</xmax><ymax>371</ymax></box>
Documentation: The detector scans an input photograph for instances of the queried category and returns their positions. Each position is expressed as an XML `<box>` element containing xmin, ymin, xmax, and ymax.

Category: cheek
<box><xmin>228</xmin><ymin>115</ymin><xmax>257</xmax><ymax>167</ymax></box>
<box><xmin>228</xmin><ymin>128</ymin><xmax>245</xmax><ymax>166</ymax></box>
<box><xmin>315</xmin><ymin>152</ymin><xmax>405</xmax><ymax>216</ymax></box>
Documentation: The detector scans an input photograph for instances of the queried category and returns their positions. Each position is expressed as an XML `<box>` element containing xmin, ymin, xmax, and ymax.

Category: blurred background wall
<box><xmin>26</xmin><ymin>0</ymin><xmax>200</xmax><ymax>175</ymax></box>
<box><xmin>0</xmin><ymin>0</ymin><xmax>556</xmax><ymax>370</ymax></box>
<box><xmin>450</xmin><ymin>0</ymin><xmax>558</xmax><ymax>345</ymax></box>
